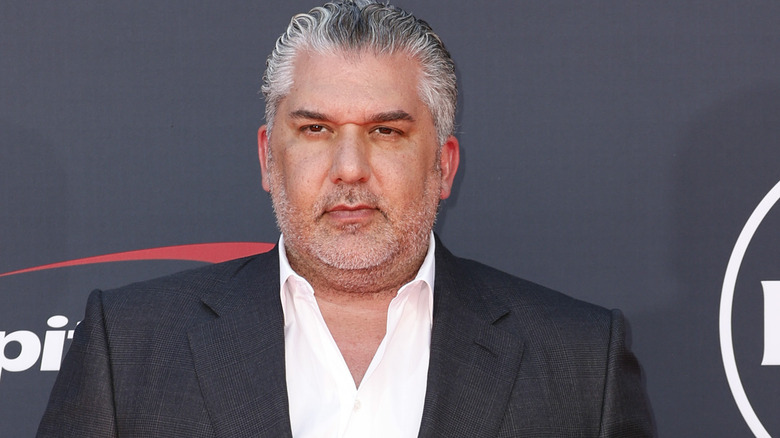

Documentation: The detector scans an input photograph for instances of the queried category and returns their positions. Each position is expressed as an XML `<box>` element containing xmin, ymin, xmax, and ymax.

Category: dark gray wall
<box><xmin>3</xmin><ymin>1</ymin><xmax>780</xmax><ymax>436</ymax></box>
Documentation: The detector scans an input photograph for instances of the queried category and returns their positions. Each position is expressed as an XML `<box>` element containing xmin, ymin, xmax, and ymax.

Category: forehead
<box><xmin>281</xmin><ymin>49</ymin><xmax>428</xmax><ymax>123</ymax></box>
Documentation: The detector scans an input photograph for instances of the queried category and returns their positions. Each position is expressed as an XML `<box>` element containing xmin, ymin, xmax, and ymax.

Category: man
<box><xmin>38</xmin><ymin>1</ymin><xmax>654</xmax><ymax>437</ymax></box>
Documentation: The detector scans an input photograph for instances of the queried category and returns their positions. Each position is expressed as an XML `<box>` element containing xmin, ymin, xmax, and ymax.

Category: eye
<box><xmin>302</xmin><ymin>124</ymin><xmax>326</xmax><ymax>133</ymax></box>
<box><xmin>373</xmin><ymin>126</ymin><xmax>400</xmax><ymax>136</ymax></box>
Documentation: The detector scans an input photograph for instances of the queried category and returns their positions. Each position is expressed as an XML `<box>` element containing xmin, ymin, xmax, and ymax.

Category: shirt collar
<box><xmin>277</xmin><ymin>233</ymin><xmax>436</xmax><ymax>323</ymax></box>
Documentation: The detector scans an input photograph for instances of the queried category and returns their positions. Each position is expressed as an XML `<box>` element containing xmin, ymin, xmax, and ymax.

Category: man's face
<box><xmin>258</xmin><ymin>50</ymin><xmax>458</xmax><ymax>274</ymax></box>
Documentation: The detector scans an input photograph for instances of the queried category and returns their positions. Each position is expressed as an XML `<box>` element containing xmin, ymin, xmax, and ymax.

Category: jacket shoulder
<box><xmin>442</xmin><ymin>251</ymin><xmax>613</xmax><ymax>325</ymax></box>
<box><xmin>435</xmin><ymin>247</ymin><xmax>620</xmax><ymax>367</ymax></box>
<box><xmin>435</xmin><ymin>248</ymin><xmax>653</xmax><ymax>436</ymax></box>
<box><xmin>94</xmin><ymin>249</ymin><xmax>278</xmax><ymax>328</ymax></box>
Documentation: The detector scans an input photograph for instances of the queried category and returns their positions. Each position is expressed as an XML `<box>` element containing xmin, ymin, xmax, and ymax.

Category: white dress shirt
<box><xmin>279</xmin><ymin>234</ymin><xmax>435</xmax><ymax>438</ymax></box>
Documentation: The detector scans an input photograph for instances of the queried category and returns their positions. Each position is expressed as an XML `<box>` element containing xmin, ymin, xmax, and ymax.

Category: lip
<box><xmin>327</xmin><ymin>203</ymin><xmax>374</xmax><ymax>212</ymax></box>
<box><xmin>324</xmin><ymin>204</ymin><xmax>378</xmax><ymax>222</ymax></box>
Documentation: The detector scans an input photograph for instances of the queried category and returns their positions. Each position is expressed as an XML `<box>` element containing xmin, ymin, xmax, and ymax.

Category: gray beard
<box><xmin>267</xmin><ymin>168</ymin><xmax>441</xmax><ymax>281</ymax></box>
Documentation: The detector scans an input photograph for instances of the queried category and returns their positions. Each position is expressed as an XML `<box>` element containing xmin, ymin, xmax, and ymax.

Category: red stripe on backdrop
<box><xmin>0</xmin><ymin>242</ymin><xmax>275</xmax><ymax>278</ymax></box>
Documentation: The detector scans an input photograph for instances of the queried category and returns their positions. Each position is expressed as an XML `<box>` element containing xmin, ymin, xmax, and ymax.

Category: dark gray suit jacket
<box><xmin>38</xmin><ymin>240</ymin><xmax>654</xmax><ymax>437</ymax></box>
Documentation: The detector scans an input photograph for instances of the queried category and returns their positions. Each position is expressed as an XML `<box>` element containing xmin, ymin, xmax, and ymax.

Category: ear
<box><xmin>258</xmin><ymin>125</ymin><xmax>272</xmax><ymax>192</ymax></box>
<box><xmin>438</xmin><ymin>135</ymin><xmax>460</xmax><ymax>200</ymax></box>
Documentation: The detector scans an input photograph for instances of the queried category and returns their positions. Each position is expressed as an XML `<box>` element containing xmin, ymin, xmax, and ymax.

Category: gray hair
<box><xmin>261</xmin><ymin>0</ymin><xmax>457</xmax><ymax>145</ymax></box>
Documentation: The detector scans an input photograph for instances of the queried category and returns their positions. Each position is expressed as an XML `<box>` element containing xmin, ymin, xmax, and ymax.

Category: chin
<box><xmin>313</xmin><ymin>238</ymin><xmax>397</xmax><ymax>271</ymax></box>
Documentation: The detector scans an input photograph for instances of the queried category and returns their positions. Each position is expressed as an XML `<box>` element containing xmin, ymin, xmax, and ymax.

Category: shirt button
<box><xmin>353</xmin><ymin>399</ymin><xmax>362</xmax><ymax>411</ymax></box>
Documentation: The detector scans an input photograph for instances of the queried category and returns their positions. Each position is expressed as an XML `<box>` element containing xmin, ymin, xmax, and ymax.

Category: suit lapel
<box><xmin>183</xmin><ymin>240</ymin><xmax>525</xmax><ymax>437</ymax></box>
<box><xmin>418</xmin><ymin>241</ymin><xmax>526</xmax><ymax>438</ymax></box>
<box><xmin>188</xmin><ymin>249</ymin><xmax>293</xmax><ymax>438</ymax></box>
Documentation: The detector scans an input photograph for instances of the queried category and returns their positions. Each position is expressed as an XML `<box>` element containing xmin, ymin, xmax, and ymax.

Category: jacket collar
<box><xmin>418</xmin><ymin>237</ymin><xmax>526</xmax><ymax>437</ymax></box>
<box><xmin>188</xmin><ymin>247</ymin><xmax>294</xmax><ymax>438</ymax></box>
<box><xmin>186</xmin><ymin>239</ymin><xmax>526</xmax><ymax>438</ymax></box>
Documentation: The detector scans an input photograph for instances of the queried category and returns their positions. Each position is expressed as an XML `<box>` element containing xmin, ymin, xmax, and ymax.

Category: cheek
<box><xmin>276</xmin><ymin>151</ymin><xmax>329</xmax><ymax>199</ymax></box>
<box><xmin>377</xmin><ymin>144</ymin><xmax>436</xmax><ymax>178</ymax></box>
<box><xmin>375</xmin><ymin>161</ymin><xmax>437</xmax><ymax>204</ymax></box>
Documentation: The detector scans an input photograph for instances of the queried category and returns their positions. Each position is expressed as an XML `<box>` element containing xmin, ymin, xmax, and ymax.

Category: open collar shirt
<box><xmin>278</xmin><ymin>233</ymin><xmax>435</xmax><ymax>438</ymax></box>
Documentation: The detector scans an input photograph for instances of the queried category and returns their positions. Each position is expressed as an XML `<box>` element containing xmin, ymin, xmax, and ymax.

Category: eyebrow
<box><xmin>288</xmin><ymin>109</ymin><xmax>415</xmax><ymax>123</ymax></box>
<box><xmin>289</xmin><ymin>109</ymin><xmax>328</xmax><ymax>121</ymax></box>
<box><xmin>369</xmin><ymin>110</ymin><xmax>415</xmax><ymax>123</ymax></box>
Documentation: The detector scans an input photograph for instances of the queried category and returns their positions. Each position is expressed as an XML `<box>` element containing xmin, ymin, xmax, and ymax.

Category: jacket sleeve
<box><xmin>598</xmin><ymin>309</ymin><xmax>656</xmax><ymax>437</ymax></box>
<box><xmin>37</xmin><ymin>290</ymin><xmax>118</xmax><ymax>438</ymax></box>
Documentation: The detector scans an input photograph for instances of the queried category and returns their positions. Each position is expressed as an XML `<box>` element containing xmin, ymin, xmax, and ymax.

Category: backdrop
<box><xmin>3</xmin><ymin>1</ymin><xmax>780</xmax><ymax>436</ymax></box>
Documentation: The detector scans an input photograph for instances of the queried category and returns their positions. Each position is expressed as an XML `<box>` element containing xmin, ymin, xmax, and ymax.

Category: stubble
<box><xmin>266</xmin><ymin>151</ymin><xmax>441</xmax><ymax>293</ymax></box>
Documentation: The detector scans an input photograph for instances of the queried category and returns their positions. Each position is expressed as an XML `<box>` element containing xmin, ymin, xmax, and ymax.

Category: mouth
<box><xmin>324</xmin><ymin>204</ymin><xmax>379</xmax><ymax>223</ymax></box>
<box><xmin>327</xmin><ymin>203</ymin><xmax>375</xmax><ymax>212</ymax></box>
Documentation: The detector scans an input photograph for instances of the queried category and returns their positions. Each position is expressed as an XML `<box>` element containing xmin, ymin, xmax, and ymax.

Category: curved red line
<box><xmin>0</xmin><ymin>242</ymin><xmax>275</xmax><ymax>278</ymax></box>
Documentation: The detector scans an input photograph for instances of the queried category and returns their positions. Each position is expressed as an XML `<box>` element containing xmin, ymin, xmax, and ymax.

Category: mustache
<box><xmin>317</xmin><ymin>186</ymin><xmax>383</xmax><ymax>212</ymax></box>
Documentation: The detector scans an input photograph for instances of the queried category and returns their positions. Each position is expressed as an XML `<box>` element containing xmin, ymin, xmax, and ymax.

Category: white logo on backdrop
<box><xmin>720</xmin><ymin>179</ymin><xmax>780</xmax><ymax>438</ymax></box>
<box><xmin>0</xmin><ymin>241</ymin><xmax>272</xmax><ymax>383</ymax></box>
<box><xmin>0</xmin><ymin>316</ymin><xmax>78</xmax><ymax>381</ymax></box>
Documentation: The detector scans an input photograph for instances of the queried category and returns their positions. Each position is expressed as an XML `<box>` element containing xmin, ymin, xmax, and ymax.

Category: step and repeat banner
<box><xmin>3</xmin><ymin>1</ymin><xmax>780</xmax><ymax>436</ymax></box>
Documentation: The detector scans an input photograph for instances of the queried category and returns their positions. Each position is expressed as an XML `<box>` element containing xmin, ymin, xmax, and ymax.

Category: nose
<box><xmin>329</xmin><ymin>131</ymin><xmax>370</xmax><ymax>184</ymax></box>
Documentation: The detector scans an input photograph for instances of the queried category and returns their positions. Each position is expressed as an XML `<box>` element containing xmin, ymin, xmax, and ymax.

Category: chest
<box><xmin>282</xmin><ymin>287</ymin><xmax>433</xmax><ymax>437</ymax></box>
